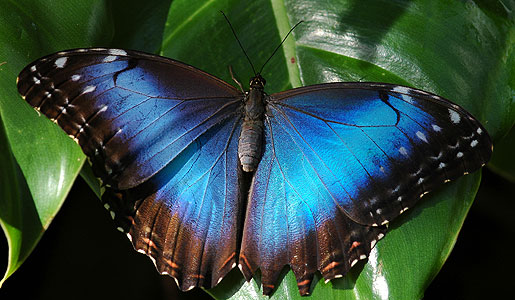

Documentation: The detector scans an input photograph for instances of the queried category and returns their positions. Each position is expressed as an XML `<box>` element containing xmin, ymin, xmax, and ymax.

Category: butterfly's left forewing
<box><xmin>17</xmin><ymin>49</ymin><xmax>242</xmax><ymax>189</ymax></box>
<box><xmin>239</xmin><ymin>82</ymin><xmax>492</xmax><ymax>295</ymax></box>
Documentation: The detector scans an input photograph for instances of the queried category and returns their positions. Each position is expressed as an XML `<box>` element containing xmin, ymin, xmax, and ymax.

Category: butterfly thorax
<box><xmin>238</xmin><ymin>75</ymin><xmax>266</xmax><ymax>172</ymax></box>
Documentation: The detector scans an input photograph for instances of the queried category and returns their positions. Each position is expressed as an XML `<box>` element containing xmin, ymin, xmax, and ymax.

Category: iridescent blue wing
<box><xmin>239</xmin><ymin>82</ymin><xmax>492</xmax><ymax>295</ymax></box>
<box><xmin>17</xmin><ymin>49</ymin><xmax>244</xmax><ymax>290</ymax></box>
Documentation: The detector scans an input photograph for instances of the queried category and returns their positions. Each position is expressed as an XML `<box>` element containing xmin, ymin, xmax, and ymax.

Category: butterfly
<box><xmin>17</xmin><ymin>47</ymin><xmax>492</xmax><ymax>296</ymax></box>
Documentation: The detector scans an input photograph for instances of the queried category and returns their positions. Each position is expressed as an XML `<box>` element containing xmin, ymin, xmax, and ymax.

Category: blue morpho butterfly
<box><xmin>17</xmin><ymin>22</ymin><xmax>492</xmax><ymax>296</ymax></box>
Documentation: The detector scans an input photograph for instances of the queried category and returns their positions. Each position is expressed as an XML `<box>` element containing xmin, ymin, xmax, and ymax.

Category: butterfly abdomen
<box><xmin>238</xmin><ymin>75</ymin><xmax>266</xmax><ymax>172</ymax></box>
<box><xmin>238</xmin><ymin>119</ymin><xmax>264</xmax><ymax>172</ymax></box>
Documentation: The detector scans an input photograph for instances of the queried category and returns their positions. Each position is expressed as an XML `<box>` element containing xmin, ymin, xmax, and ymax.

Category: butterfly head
<box><xmin>249</xmin><ymin>74</ymin><xmax>266</xmax><ymax>90</ymax></box>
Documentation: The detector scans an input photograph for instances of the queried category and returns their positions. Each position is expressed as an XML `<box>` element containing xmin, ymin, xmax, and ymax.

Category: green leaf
<box><xmin>0</xmin><ymin>0</ymin><xmax>111</xmax><ymax>285</ymax></box>
<box><xmin>0</xmin><ymin>111</ymin><xmax>39</xmax><ymax>287</ymax></box>
<box><xmin>110</xmin><ymin>0</ymin><xmax>172</xmax><ymax>52</ymax></box>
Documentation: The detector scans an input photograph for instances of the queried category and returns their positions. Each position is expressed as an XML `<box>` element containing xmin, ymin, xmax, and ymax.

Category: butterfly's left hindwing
<box><xmin>104</xmin><ymin>116</ymin><xmax>244</xmax><ymax>290</ymax></box>
<box><xmin>239</xmin><ymin>82</ymin><xmax>492</xmax><ymax>295</ymax></box>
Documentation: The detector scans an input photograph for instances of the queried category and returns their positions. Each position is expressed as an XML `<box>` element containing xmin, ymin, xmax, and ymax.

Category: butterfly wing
<box><xmin>239</xmin><ymin>82</ymin><xmax>492</xmax><ymax>295</ymax></box>
<box><xmin>17</xmin><ymin>49</ymin><xmax>245</xmax><ymax>290</ymax></box>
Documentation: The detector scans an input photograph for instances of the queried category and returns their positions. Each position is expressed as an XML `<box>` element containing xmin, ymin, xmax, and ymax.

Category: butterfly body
<box><xmin>17</xmin><ymin>48</ymin><xmax>492</xmax><ymax>296</ymax></box>
<box><xmin>238</xmin><ymin>74</ymin><xmax>266</xmax><ymax>172</ymax></box>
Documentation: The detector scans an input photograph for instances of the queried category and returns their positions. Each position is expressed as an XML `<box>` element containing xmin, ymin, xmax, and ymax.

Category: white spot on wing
<box><xmin>477</xmin><ymin>128</ymin><xmax>482</xmax><ymax>134</ymax></box>
<box><xmin>108</xmin><ymin>49</ymin><xmax>128</xmax><ymax>56</ymax></box>
<box><xmin>55</xmin><ymin>57</ymin><xmax>68</xmax><ymax>68</ymax></box>
<box><xmin>103</xmin><ymin>55</ymin><xmax>117</xmax><ymax>62</ymax></box>
<box><xmin>432</xmin><ymin>124</ymin><xmax>442</xmax><ymax>132</ymax></box>
<box><xmin>350</xmin><ymin>259</ymin><xmax>359</xmax><ymax>267</ymax></box>
<box><xmin>449</xmin><ymin>141</ymin><xmax>460</xmax><ymax>149</ymax></box>
<box><xmin>463</xmin><ymin>132</ymin><xmax>475</xmax><ymax>140</ymax></box>
<box><xmin>392</xmin><ymin>86</ymin><xmax>409</xmax><ymax>93</ymax></box>
<box><xmin>416</xmin><ymin>131</ymin><xmax>428</xmax><ymax>142</ymax></box>
<box><xmin>431</xmin><ymin>152</ymin><xmax>443</xmax><ymax>160</ymax></box>
<box><xmin>471</xmin><ymin>140</ymin><xmax>478</xmax><ymax>147</ymax></box>
<box><xmin>438</xmin><ymin>162</ymin><xmax>446</xmax><ymax>169</ymax></box>
<box><xmin>71</xmin><ymin>74</ymin><xmax>81</xmax><ymax>81</ymax></box>
<box><xmin>399</xmin><ymin>146</ymin><xmax>408</xmax><ymax>156</ymax></box>
<box><xmin>449</xmin><ymin>109</ymin><xmax>461</xmax><ymax>124</ymax></box>
<box><xmin>457</xmin><ymin>152</ymin><xmax>464</xmax><ymax>158</ymax></box>
<box><xmin>359</xmin><ymin>254</ymin><xmax>367</xmax><ymax>260</ymax></box>
<box><xmin>392</xmin><ymin>86</ymin><xmax>414</xmax><ymax>103</ymax></box>
<box><xmin>30</xmin><ymin>65</ymin><xmax>37</xmax><ymax>72</ymax></box>
<box><xmin>98</xmin><ymin>105</ymin><xmax>108</xmax><ymax>113</ymax></box>
<box><xmin>83</xmin><ymin>85</ymin><xmax>96</xmax><ymax>94</ymax></box>
<box><xmin>33</xmin><ymin>77</ymin><xmax>41</xmax><ymax>84</ymax></box>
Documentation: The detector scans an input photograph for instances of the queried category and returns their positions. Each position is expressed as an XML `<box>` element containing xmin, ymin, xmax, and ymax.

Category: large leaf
<box><xmin>0</xmin><ymin>0</ymin><xmax>513</xmax><ymax>299</ymax></box>
<box><xmin>0</xmin><ymin>111</ymin><xmax>38</xmax><ymax>287</ymax></box>
<box><xmin>0</xmin><ymin>0</ymin><xmax>111</xmax><ymax>286</ymax></box>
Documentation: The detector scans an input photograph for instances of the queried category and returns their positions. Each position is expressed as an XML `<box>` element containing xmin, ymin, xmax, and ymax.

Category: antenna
<box><xmin>258</xmin><ymin>20</ymin><xmax>302</xmax><ymax>75</ymax></box>
<box><xmin>221</xmin><ymin>11</ymin><xmax>257</xmax><ymax>76</ymax></box>
<box><xmin>221</xmin><ymin>11</ymin><xmax>302</xmax><ymax>76</ymax></box>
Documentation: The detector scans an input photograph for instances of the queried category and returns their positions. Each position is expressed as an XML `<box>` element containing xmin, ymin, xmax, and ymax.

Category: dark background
<box><xmin>0</xmin><ymin>167</ymin><xmax>513</xmax><ymax>299</ymax></box>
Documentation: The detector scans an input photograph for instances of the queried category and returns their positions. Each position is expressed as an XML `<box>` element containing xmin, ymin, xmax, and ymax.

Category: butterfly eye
<box><xmin>249</xmin><ymin>74</ymin><xmax>266</xmax><ymax>88</ymax></box>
